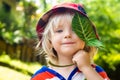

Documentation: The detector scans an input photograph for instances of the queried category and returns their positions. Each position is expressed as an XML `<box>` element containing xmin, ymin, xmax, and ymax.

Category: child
<box><xmin>31</xmin><ymin>3</ymin><xmax>110</xmax><ymax>80</ymax></box>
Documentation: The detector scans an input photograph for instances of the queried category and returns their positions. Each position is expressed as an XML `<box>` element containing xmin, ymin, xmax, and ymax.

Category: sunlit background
<box><xmin>0</xmin><ymin>0</ymin><xmax>120</xmax><ymax>80</ymax></box>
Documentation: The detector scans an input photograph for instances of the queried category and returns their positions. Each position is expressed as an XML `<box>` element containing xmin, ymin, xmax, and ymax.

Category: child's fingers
<box><xmin>72</xmin><ymin>50</ymin><xmax>91</xmax><ymax>68</ymax></box>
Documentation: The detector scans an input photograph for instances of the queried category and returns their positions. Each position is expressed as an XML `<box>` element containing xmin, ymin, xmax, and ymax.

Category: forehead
<box><xmin>51</xmin><ymin>12</ymin><xmax>74</xmax><ymax>28</ymax></box>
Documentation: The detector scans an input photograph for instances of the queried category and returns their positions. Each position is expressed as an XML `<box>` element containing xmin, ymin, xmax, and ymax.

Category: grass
<box><xmin>0</xmin><ymin>53</ymin><xmax>42</xmax><ymax>80</ymax></box>
<box><xmin>0</xmin><ymin>66</ymin><xmax>30</xmax><ymax>80</ymax></box>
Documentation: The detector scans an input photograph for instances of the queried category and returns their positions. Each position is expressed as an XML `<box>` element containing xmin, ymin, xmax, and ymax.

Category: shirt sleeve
<box><xmin>95</xmin><ymin>65</ymin><xmax>110</xmax><ymax>80</ymax></box>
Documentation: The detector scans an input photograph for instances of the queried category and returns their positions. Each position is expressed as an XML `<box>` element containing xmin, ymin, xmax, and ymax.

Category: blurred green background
<box><xmin>0</xmin><ymin>0</ymin><xmax>120</xmax><ymax>80</ymax></box>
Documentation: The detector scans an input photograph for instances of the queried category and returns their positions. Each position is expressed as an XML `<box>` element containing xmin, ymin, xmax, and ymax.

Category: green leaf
<box><xmin>87</xmin><ymin>39</ymin><xmax>105</xmax><ymax>49</ymax></box>
<box><xmin>72</xmin><ymin>13</ymin><xmax>104</xmax><ymax>49</ymax></box>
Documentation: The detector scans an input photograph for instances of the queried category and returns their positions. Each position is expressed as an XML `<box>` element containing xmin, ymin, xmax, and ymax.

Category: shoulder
<box><xmin>31</xmin><ymin>66</ymin><xmax>46</xmax><ymax>80</ymax></box>
<box><xmin>93</xmin><ymin>64</ymin><xmax>110</xmax><ymax>80</ymax></box>
<box><xmin>31</xmin><ymin>66</ymin><xmax>46</xmax><ymax>77</ymax></box>
<box><xmin>31</xmin><ymin>66</ymin><xmax>52</xmax><ymax>80</ymax></box>
<box><xmin>94</xmin><ymin>65</ymin><xmax>105</xmax><ymax>72</ymax></box>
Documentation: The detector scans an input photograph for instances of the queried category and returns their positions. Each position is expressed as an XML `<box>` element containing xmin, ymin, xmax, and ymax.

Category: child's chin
<box><xmin>61</xmin><ymin>49</ymin><xmax>77</xmax><ymax>54</ymax></box>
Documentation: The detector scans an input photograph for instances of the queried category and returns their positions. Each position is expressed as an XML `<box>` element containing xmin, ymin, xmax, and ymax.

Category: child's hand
<box><xmin>72</xmin><ymin>50</ymin><xmax>91</xmax><ymax>70</ymax></box>
<box><xmin>72</xmin><ymin>50</ymin><xmax>104</xmax><ymax>80</ymax></box>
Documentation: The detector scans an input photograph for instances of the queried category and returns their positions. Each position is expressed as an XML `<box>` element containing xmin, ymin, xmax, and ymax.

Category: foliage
<box><xmin>72</xmin><ymin>13</ymin><xmax>104</xmax><ymax>48</ymax></box>
<box><xmin>0</xmin><ymin>53</ymin><xmax>41</xmax><ymax>80</ymax></box>
<box><xmin>94</xmin><ymin>53</ymin><xmax>120</xmax><ymax>80</ymax></box>
<box><xmin>84</xmin><ymin>0</ymin><xmax>120</xmax><ymax>52</ymax></box>
<box><xmin>0</xmin><ymin>0</ymin><xmax>38</xmax><ymax>44</ymax></box>
<box><xmin>0</xmin><ymin>53</ymin><xmax>41</xmax><ymax>75</ymax></box>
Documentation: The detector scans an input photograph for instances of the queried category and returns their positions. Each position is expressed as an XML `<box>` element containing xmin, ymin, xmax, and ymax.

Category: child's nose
<box><xmin>64</xmin><ymin>30</ymin><xmax>72</xmax><ymax>38</ymax></box>
<box><xmin>64</xmin><ymin>35</ymin><xmax>71</xmax><ymax>38</ymax></box>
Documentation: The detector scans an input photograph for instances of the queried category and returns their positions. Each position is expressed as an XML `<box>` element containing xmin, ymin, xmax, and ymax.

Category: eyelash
<box><xmin>55</xmin><ymin>30</ymin><xmax>63</xmax><ymax>33</ymax></box>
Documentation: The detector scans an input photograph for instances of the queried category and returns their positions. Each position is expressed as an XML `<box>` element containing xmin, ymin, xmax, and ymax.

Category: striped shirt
<box><xmin>31</xmin><ymin>65</ymin><xmax>110</xmax><ymax>80</ymax></box>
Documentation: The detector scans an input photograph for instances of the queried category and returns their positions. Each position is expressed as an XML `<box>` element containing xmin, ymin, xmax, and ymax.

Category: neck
<box><xmin>57</xmin><ymin>54</ymin><xmax>74</xmax><ymax>65</ymax></box>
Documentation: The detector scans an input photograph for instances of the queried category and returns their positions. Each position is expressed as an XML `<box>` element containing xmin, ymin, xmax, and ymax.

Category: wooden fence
<box><xmin>0</xmin><ymin>38</ymin><xmax>46</xmax><ymax>64</ymax></box>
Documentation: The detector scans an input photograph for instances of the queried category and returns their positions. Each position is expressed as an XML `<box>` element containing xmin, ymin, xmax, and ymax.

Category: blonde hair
<box><xmin>38</xmin><ymin>12</ymin><xmax>97</xmax><ymax>63</ymax></box>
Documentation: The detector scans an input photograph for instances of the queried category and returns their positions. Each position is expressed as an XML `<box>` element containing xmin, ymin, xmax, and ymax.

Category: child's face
<box><xmin>50</xmin><ymin>21</ymin><xmax>85</xmax><ymax>57</ymax></box>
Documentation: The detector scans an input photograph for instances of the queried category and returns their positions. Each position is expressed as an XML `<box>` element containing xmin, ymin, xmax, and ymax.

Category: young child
<box><xmin>31</xmin><ymin>3</ymin><xmax>110</xmax><ymax>80</ymax></box>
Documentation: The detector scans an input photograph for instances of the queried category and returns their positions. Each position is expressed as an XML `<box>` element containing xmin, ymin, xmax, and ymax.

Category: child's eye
<box><xmin>55</xmin><ymin>30</ymin><xmax>63</xmax><ymax>33</ymax></box>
